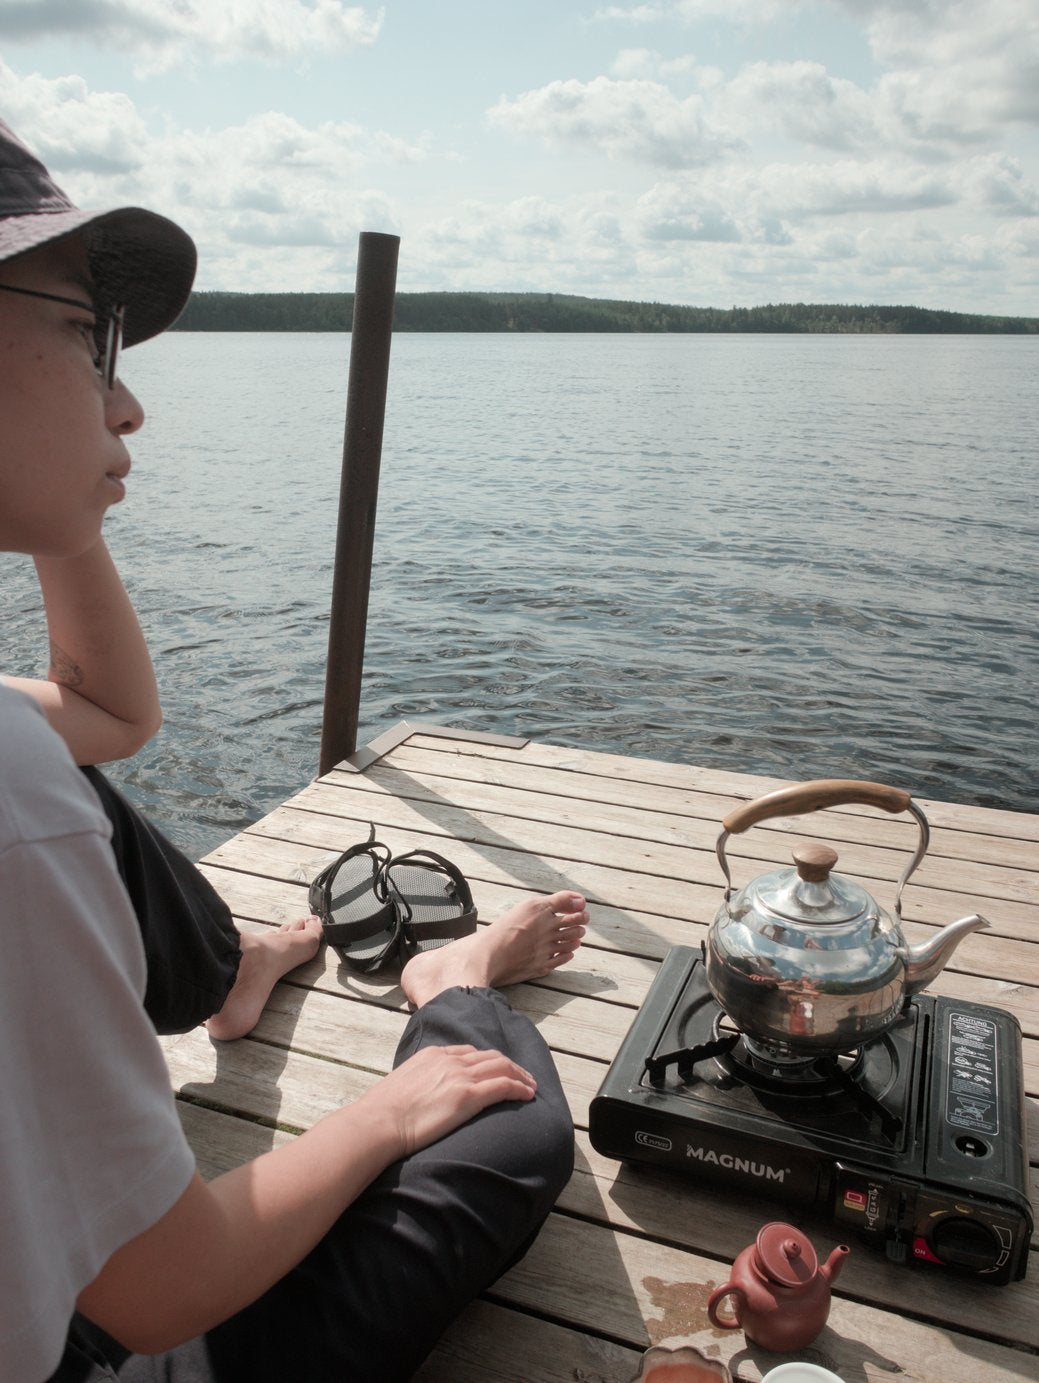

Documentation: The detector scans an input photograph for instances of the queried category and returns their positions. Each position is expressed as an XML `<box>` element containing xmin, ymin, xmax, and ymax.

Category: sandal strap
<box><xmin>402</xmin><ymin>909</ymin><xmax>477</xmax><ymax>944</ymax></box>
<box><xmin>308</xmin><ymin>824</ymin><xmax>391</xmax><ymax>923</ymax></box>
<box><xmin>383</xmin><ymin>849</ymin><xmax>474</xmax><ymax>924</ymax></box>
<box><xmin>321</xmin><ymin>899</ymin><xmax>397</xmax><ymax>949</ymax></box>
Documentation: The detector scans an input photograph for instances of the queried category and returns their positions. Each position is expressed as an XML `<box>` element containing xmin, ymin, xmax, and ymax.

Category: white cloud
<box><xmin>488</xmin><ymin>75</ymin><xmax>740</xmax><ymax>169</ymax></box>
<box><xmin>635</xmin><ymin>181</ymin><xmax>789</xmax><ymax>245</ymax></box>
<box><xmin>722</xmin><ymin>60</ymin><xmax>876</xmax><ymax>152</ymax></box>
<box><xmin>718</xmin><ymin>158</ymin><xmax>958</xmax><ymax>220</ymax></box>
<box><xmin>594</xmin><ymin>1</ymin><xmax>797</xmax><ymax>23</ymax></box>
<box><xmin>673</xmin><ymin>0</ymin><xmax>797</xmax><ymax>20</ymax></box>
<box><xmin>406</xmin><ymin>167</ymin><xmax>1039</xmax><ymax>310</ymax></box>
<box><xmin>145</xmin><ymin>113</ymin><xmax>422</xmax><ymax>261</ymax></box>
<box><xmin>644</xmin><ymin>206</ymin><xmax>742</xmax><ymax>242</ymax></box>
<box><xmin>0</xmin><ymin>0</ymin><xmax>383</xmax><ymax>73</ymax></box>
<box><xmin>592</xmin><ymin>5</ymin><xmax>668</xmax><ymax>23</ymax></box>
<box><xmin>0</xmin><ymin>63</ymin><xmax>417</xmax><ymax>282</ymax></box>
<box><xmin>842</xmin><ymin>0</ymin><xmax>1028</xmax><ymax>68</ymax></box>
<box><xmin>611</xmin><ymin>48</ymin><xmax>699</xmax><ymax>80</ymax></box>
<box><xmin>995</xmin><ymin>216</ymin><xmax>1039</xmax><ymax>260</ymax></box>
<box><xmin>595</xmin><ymin>1</ymin><xmax>1039</xmax><ymax>148</ymax></box>
<box><xmin>959</xmin><ymin>154</ymin><xmax>1039</xmax><ymax>217</ymax></box>
<box><xmin>0</xmin><ymin>61</ymin><xmax>150</xmax><ymax>174</ymax></box>
<box><xmin>633</xmin><ymin>156</ymin><xmax>970</xmax><ymax>253</ymax></box>
<box><xmin>718</xmin><ymin>53</ymin><xmax>1038</xmax><ymax>159</ymax></box>
<box><xmin>418</xmin><ymin>191</ymin><xmax>642</xmax><ymax>293</ymax></box>
<box><xmin>3</xmin><ymin>3</ymin><xmax>1035</xmax><ymax>311</ymax></box>
<box><xmin>841</xmin><ymin>0</ymin><xmax>1039</xmax><ymax>137</ymax></box>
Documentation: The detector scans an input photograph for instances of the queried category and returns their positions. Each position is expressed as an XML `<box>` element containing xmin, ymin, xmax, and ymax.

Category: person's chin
<box><xmin>35</xmin><ymin>515</ymin><xmax>106</xmax><ymax>560</ymax></box>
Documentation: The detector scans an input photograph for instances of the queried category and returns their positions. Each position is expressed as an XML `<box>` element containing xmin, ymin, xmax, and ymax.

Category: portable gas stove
<box><xmin>590</xmin><ymin>945</ymin><xmax>1032</xmax><ymax>1284</ymax></box>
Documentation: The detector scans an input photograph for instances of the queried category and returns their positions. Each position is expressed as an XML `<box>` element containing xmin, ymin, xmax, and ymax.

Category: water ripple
<box><xmin>3</xmin><ymin>332</ymin><xmax>1036</xmax><ymax>858</ymax></box>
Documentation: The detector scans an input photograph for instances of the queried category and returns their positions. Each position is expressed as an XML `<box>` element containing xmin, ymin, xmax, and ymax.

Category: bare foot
<box><xmin>206</xmin><ymin>917</ymin><xmax>323</xmax><ymax>1041</ymax></box>
<box><xmin>400</xmin><ymin>891</ymin><xmax>588</xmax><ymax>1009</ymax></box>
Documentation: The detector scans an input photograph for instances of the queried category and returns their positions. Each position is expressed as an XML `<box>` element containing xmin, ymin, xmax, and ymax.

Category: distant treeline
<box><xmin>173</xmin><ymin>290</ymin><xmax>1039</xmax><ymax>334</ymax></box>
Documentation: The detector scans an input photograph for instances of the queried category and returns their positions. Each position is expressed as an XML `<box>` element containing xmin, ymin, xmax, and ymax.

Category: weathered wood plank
<box><xmin>323</xmin><ymin>751</ymin><xmax>1039</xmax><ymax>873</ymax></box>
<box><xmin>414</xmin><ymin>1299</ymin><xmax>644</xmax><ymax>1383</ymax></box>
<box><xmin>160</xmin><ymin>1024</ymin><xmax>386</xmax><ymax>1130</ymax></box>
<box><xmin>237</xmin><ymin>796</ymin><xmax>1039</xmax><ymax>938</ymax></box>
<box><xmin>402</xmin><ymin>734</ymin><xmax>1039</xmax><ymax>841</ymax></box>
<box><xmin>282</xmin><ymin>776</ymin><xmax>1039</xmax><ymax>908</ymax></box>
<box><xmin>160</xmin><ymin>1004</ymin><xmax>605</xmax><ymax>1134</ymax></box>
<box><xmin>176</xmin><ymin>1098</ymin><xmax>294</xmax><ymax>1174</ymax></box>
<box><xmin>243</xmin><ymin>971</ymin><xmax>632</xmax><ymax>1070</ymax></box>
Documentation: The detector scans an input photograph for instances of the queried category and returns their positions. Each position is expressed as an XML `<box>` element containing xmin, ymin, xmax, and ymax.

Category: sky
<box><xmin>1</xmin><ymin>0</ymin><xmax>1037</xmax><ymax>314</ymax></box>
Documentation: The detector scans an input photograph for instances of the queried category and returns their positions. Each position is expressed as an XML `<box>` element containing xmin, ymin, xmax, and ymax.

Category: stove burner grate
<box><xmin>644</xmin><ymin>1033</ymin><xmax>737</xmax><ymax>1085</ymax></box>
<box><xmin>641</xmin><ymin>971</ymin><xmax>914</xmax><ymax>1148</ymax></box>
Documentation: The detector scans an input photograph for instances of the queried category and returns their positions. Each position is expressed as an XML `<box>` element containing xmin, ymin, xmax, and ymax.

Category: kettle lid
<box><xmin>755</xmin><ymin>1222</ymin><xmax>818</xmax><ymax>1286</ymax></box>
<box><xmin>746</xmin><ymin>844</ymin><xmax>874</xmax><ymax>926</ymax></box>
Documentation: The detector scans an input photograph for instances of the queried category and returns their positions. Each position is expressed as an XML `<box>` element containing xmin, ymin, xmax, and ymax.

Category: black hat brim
<box><xmin>0</xmin><ymin>204</ymin><xmax>197</xmax><ymax>347</ymax></box>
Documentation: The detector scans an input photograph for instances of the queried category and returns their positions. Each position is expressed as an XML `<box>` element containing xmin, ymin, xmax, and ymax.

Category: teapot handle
<box><xmin>706</xmin><ymin>1283</ymin><xmax>744</xmax><ymax>1331</ymax></box>
<box><xmin>716</xmin><ymin>779</ymin><xmax>930</xmax><ymax>917</ymax></box>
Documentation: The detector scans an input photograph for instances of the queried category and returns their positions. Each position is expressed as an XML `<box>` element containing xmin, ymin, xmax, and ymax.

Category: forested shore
<box><xmin>173</xmin><ymin>290</ymin><xmax>1039</xmax><ymax>334</ymax></box>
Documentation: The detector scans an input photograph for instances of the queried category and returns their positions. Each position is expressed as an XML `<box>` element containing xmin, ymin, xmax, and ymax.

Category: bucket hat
<box><xmin>0</xmin><ymin>117</ymin><xmax>196</xmax><ymax>347</ymax></box>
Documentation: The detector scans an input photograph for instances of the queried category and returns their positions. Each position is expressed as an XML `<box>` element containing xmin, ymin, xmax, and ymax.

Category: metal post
<box><xmin>319</xmin><ymin>231</ymin><xmax>400</xmax><ymax>776</ymax></box>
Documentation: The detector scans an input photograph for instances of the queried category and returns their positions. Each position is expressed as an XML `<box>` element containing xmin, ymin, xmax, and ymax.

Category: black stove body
<box><xmin>590</xmin><ymin>946</ymin><xmax>1032</xmax><ymax>1283</ymax></box>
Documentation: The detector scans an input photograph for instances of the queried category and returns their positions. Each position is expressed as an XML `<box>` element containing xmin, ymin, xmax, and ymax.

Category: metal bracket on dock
<box><xmin>325</xmin><ymin>719</ymin><xmax>528</xmax><ymax>774</ymax></box>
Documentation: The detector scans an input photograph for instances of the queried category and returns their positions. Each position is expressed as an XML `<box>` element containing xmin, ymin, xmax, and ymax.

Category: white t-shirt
<box><xmin>0</xmin><ymin>682</ymin><xmax>196</xmax><ymax>1383</ymax></box>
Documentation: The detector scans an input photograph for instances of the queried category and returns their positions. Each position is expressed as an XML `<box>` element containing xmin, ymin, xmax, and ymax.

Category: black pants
<box><xmin>52</xmin><ymin>772</ymin><xmax>574</xmax><ymax>1382</ymax></box>
<box><xmin>80</xmin><ymin>767</ymin><xmax>243</xmax><ymax>1036</ymax></box>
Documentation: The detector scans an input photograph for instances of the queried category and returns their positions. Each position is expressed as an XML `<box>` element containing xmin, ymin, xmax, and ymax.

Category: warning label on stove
<box><xmin>945</xmin><ymin>1012</ymin><xmax>999</xmax><ymax>1135</ymax></box>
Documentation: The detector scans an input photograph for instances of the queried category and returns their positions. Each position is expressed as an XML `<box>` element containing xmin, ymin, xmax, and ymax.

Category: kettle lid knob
<box><xmin>792</xmin><ymin>843</ymin><xmax>839</xmax><ymax>883</ymax></box>
<box><xmin>755</xmin><ymin>1222</ymin><xmax>818</xmax><ymax>1286</ymax></box>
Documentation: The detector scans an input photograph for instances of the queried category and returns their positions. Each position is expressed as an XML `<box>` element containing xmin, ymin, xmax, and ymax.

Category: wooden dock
<box><xmin>161</xmin><ymin>724</ymin><xmax>1038</xmax><ymax>1382</ymax></box>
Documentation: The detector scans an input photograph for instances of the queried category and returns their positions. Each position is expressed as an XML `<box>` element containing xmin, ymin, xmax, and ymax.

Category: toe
<box><xmin>546</xmin><ymin>891</ymin><xmax>585</xmax><ymax>913</ymax></box>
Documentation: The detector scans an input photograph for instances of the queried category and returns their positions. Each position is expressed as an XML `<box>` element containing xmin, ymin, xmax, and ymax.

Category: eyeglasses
<box><xmin>0</xmin><ymin>283</ymin><xmax>125</xmax><ymax>388</ymax></box>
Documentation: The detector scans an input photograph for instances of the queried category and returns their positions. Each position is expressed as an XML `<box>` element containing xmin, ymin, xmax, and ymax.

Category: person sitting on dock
<box><xmin>0</xmin><ymin>116</ymin><xmax>589</xmax><ymax>1383</ymax></box>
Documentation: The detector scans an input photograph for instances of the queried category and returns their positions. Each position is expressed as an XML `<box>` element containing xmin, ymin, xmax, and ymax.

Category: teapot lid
<box><xmin>746</xmin><ymin>844</ymin><xmax>874</xmax><ymax>926</ymax></box>
<box><xmin>755</xmin><ymin>1223</ymin><xmax>818</xmax><ymax>1287</ymax></box>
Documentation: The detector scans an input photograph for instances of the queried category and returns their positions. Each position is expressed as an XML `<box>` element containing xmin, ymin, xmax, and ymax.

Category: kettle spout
<box><xmin>904</xmin><ymin>914</ymin><xmax>990</xmax><ymax>999</ymax></box>
<box><xmin>821</xmin><ymin>1244</ymin><xmax>851</xmax><ymax>1285</ymax></box>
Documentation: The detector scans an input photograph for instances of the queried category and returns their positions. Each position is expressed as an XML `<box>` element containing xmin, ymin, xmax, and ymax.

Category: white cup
<box><xmin>760</xmin><ymin>1366</ymin><xmax>845</xmax><ymax>1383</ymax></box>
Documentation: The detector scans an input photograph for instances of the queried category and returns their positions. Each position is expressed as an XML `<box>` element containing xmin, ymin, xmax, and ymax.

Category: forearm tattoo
<box><xmin>49</xmin><ymin>642</ymin><xmax>84</xmax><ymax>689</ymax></box>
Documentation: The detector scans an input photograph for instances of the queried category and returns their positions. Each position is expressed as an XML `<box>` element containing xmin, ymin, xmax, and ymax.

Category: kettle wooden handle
<box><xmin>723</xmin><ymin>779</ymin><xmax>912</xmax><ymax>835</ymax></box>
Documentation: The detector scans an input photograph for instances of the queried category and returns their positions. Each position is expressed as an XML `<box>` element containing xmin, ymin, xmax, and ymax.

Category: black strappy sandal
<box><xmin>308</xmin><ymin>826</ymin><xmax>400</xmax><ymax>973</ymax></box>
<box><xmin>383</xmin><ymin>848</ymin><xmax>479</xmax><ymax>963</ymax></box>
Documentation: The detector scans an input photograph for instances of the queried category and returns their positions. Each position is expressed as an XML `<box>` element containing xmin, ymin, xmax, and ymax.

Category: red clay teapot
<box><xmin>707</xmin><ymin>1223</ymin><xmax>850</xmax><ymax>1353</ymax></box>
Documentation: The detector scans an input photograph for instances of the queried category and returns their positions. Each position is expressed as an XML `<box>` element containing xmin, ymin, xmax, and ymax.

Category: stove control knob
<box><xmin>930</xmin><ymin>1216</ymin><xmax>1000</xmax><ymax>1270</ymax></box>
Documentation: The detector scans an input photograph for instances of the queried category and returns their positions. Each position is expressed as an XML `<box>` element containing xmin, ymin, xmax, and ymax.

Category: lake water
<box><xmin>3</xmin><ymin>332</ymin><xmax>1036</xmax><ymax>859</ymax></box>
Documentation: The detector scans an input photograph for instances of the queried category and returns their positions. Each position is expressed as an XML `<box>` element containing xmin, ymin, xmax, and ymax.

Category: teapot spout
<box><xmin>905</xmin><ymin>914</ymin><xmax>990</xmax><ymax>999</ymax></box>
<box><xmin>821</xmin><ymin>1243</ymin><xmax>851</xmax><ymax>1285</ymax></box>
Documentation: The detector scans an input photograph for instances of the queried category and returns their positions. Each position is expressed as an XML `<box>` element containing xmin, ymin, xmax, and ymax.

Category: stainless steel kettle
<box><xmin>706</xmin><ymin>778</ymin><xmax>989</xmax><ymax>1054</ymax></box>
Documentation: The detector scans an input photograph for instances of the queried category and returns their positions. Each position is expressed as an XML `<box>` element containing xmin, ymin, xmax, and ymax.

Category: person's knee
<box><xmin>509</xmin><ymin>1090</ymin><xmax>574</xmax><ymax>1221</ymax></box>
<box><xmin>541</xmin><ymin>1096</ymin><xmax>576</xmax><ymax>1199</ymax></box>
